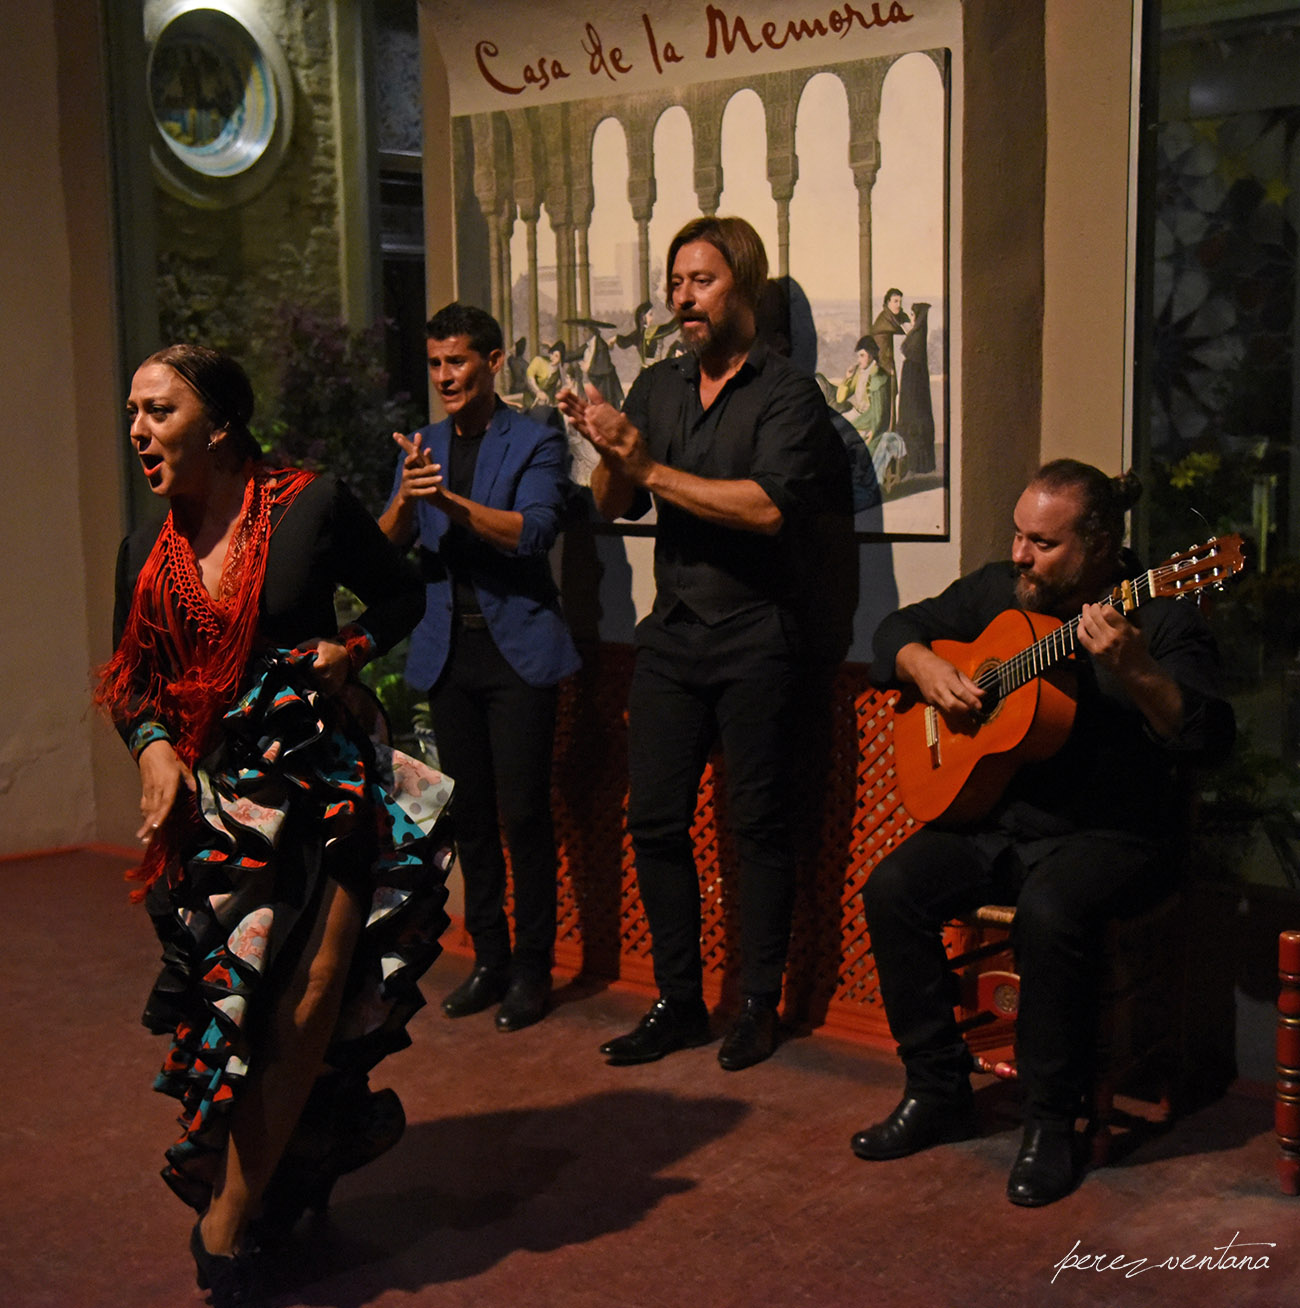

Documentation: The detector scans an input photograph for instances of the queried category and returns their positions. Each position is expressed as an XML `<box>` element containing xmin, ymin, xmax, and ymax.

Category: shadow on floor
<box><xmin>271</xmin><ymin>1088</ymin><xmax>749</xmax><ymax>1304</ymax></box>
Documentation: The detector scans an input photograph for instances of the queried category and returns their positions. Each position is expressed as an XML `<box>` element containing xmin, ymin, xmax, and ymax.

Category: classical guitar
<box><xmin>892</xmin><ymin>534</ymin><xmax>1245</xmax><ymax>825</ymax></box>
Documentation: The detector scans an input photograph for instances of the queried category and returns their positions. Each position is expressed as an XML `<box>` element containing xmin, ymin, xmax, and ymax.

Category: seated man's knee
<box><xmin>1012</xmin><ymin>879</ymin><xmax>1089</xmax><ymax>952</ymax></box>
<box><xmin>862</xmin><ymin>853</ymin><xmax>910</xmax><ymax>923</ymax></box>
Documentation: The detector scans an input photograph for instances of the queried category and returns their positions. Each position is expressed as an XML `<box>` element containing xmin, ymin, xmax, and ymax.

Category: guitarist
<box><xmin>852</xmin><ymin>459</ymin><xmax>1234</xmax><ymax>1205</ymax></box>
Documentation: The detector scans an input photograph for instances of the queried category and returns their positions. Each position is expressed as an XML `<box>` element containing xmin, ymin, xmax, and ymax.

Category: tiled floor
<box><xmin>2</xmin><ymin>849</ymin><xmax>1293</xmax><ymax>1308</ymax></box>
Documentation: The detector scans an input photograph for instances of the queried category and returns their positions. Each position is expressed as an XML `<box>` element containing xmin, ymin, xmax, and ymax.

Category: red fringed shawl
<box><xmin>95</xmin><ymin>466</ymin><xmax>315</xmax><ymax>895</ymax></box>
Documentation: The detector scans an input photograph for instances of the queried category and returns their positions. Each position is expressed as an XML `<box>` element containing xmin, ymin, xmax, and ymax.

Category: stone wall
<box><xmin>147</xmin><ymin>0</ymin><xmax>350</xmax><ymax>406</ymax></box>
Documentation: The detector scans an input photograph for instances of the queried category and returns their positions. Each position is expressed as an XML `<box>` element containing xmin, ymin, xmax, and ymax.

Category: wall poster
<box><xmin>427</xmin><ymin>0</ymin><xmax>961</xmax><ymax>537</ymax></box>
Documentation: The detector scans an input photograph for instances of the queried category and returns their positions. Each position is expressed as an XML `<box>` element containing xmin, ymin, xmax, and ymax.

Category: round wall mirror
<box><xmin>146</xmin><ymin>3</ymin><xmax>293</xmax><ymax>207</ymax></box>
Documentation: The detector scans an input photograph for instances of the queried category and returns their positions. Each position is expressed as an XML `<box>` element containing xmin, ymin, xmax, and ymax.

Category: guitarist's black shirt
<box><xmin>870</xmin><ymin>555</ymin><xmax>1234</xmax><ymax>850</ymax></box>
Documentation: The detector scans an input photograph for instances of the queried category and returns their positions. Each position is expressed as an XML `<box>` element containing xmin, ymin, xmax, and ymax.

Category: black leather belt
<box><xmin>458</xmin><ymin>612</ymin><xmax>489</xmax><ymax>630</ymax></box>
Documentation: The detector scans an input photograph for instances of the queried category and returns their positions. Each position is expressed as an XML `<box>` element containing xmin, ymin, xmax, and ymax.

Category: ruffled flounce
<box><xmin>139</xmin><ymin>648</ymin><xmax>454</xmax><ymax>1210</ymax></box>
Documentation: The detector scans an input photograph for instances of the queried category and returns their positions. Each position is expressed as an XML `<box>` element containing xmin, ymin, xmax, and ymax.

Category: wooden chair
<box><xmin>1277</xmin><ymin>929</ymin><xmax>1300</xmax><ymax>1194</ymax></box>
<box><xmin>947</xmin><ymin>892</ymin><xmax>1189</xmax><ymax>1163</ymax></box>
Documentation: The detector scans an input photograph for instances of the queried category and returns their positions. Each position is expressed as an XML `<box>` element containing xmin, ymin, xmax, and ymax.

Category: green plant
<box><xmin>335</xmin><ymin>590</ymin><xmax>429</xmax><ymax>757</ymax></box>
<box><xmin>1167</xmin><ymin>450</ymin><xmax>1222</xmax><ymax>490</ymax></box>
<box><xmin>256</xmin><ymin>308</ymin><xmax>429</xmax><ymax>737</ymax></box>
<box><xmin>254</xmin><ymin>303</ymin><xmax>426</xmax><ymax>515</ymax></box>
<box><xmin>364</xmin><ymin>651</ymin><xmax>434</xmax><ymax>760</ymax></box>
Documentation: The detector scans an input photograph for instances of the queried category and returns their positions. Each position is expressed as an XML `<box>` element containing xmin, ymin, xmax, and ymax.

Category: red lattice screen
<box><xmin>543</xmin><ymin>644</ymin><xmax>918</xmax><ymax>1050</ymax></box>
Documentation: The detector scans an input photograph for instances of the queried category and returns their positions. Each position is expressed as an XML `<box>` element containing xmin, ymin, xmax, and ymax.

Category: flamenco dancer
<box><xmin>96</xmin><ymin>345</ymin><xmax>455</xmax><ymax>1305</ymax></box>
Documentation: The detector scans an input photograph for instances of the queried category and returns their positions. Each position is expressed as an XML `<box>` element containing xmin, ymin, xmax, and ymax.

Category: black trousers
<box><xmin>429</xmin><ymin>624</ymin><xmax>559</xmax><ymax>977</ymax></box>
<box><xmin>627</xmin><ymin>605</ymin><xmax>799</xmax><ymax>1004</ymax></box>
<box><xmin>862</xmin><ymin>823</ymin><xmax>1177</xmax><ymax>1121</ymax></box>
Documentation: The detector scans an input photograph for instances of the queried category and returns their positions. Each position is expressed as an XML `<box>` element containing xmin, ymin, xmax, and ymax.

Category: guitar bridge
<box><xmin>924</xmin><ymin>705</ymin><xmax>941</xmax><ymax>768</ymax></box>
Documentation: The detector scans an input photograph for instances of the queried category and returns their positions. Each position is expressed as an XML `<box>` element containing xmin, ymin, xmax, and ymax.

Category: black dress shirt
<box><xmin>443</xmin><ymin>430</ymin><xmax>486</xmax><ymax>618</ymax></box>
<box><xmin>622</xmin><ymin>341</ymin><xmax>845</xmax><ymax>624</ymax></box>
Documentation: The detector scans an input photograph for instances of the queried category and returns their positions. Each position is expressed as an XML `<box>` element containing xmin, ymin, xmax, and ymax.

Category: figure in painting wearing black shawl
<box><xmin>897</xmin><ymin>302</ymin><xmax>936</xmax><ymax>475</ymax></box>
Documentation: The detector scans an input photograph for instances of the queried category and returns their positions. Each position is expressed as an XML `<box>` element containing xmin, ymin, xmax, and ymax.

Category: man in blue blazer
<box><xmin>380</xmin><ymin>302</ymin><xmax>580</xmax><ymax>1032</ymax></box>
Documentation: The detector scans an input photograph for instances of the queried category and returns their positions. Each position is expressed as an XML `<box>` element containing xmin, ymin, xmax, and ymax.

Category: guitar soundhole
<box><xmin>973</xmin><ymin>657</ymin><xmax>1003</xmax><ymax>724</ymax></box>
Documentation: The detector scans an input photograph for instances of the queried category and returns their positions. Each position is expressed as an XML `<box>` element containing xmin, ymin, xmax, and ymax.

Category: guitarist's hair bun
<box><xmin>1112</xmin><ymin>468</ymin><xmax>1143</xmax><ymax>512</ymax></box>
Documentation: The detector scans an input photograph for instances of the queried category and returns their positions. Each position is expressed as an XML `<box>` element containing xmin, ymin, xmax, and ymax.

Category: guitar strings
<box><xmin>967</xmin><ymin>541</ymin><xmax>1234</xmax><ymax>700</ymax></box>
<box><xmin>978</xmin><ymin>562</ymin><xmax>1183</xmax><ymax>698</ymax></box>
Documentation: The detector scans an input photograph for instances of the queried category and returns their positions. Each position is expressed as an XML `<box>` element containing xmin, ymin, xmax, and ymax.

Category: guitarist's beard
<box><xmin>1014</xmin><ymin>563</ymin><xmax>1085</xmax><ymax>617</ymax></box>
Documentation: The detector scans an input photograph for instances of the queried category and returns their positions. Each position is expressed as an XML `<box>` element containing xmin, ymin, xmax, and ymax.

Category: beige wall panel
<box><xmin>1041</xmin><ymin>0</ymin><xmax>1137</xmax><ymax>476</ymax></box>
<box><xmin>0</xmin><ymin>0</ymin><xmax>136</xmax><ymax>853</ymax></box>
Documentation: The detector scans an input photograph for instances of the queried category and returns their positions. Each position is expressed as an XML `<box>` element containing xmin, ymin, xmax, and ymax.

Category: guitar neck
<box><xmin>985</xmin><ymin>570</ymin><xmax>1159</xmax><ymax>698</ymax></box>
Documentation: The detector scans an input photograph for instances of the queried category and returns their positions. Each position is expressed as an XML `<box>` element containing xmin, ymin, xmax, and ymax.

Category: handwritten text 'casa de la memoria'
<box><xmin>474</xmin><ymin>2</ymin><xmax>915</xmax><ymax>97</ymax></box>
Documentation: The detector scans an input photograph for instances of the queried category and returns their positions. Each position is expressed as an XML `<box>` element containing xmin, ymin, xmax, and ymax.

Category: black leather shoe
<box><xmin>495</xmin><ymin>972</ymin><xmax>551</xmax><ymax>1032</ymax></box>
<box><xmin>1006</xmin><ymin>1120</ymin><xmax>1081</xmax><ymax>1207</ymax></box>
<box><xmin>717</xmin><ymin>997</ymin><xmax>779</xmax><ymax>1071</ymax></box>
<box><xmin>600</xmin><ymin>996</ymin><xmax>711</xmax><ymax>1064</ymax></box>
<box><xmin>441</xmin><ymin>964</ymin><xmax>509</xmax><ymax>1018</ymax></box>
<box><xmin>850</xmin><ymin>1095</ymin><xmax>978</xmax><ymax>1160</ymax></box>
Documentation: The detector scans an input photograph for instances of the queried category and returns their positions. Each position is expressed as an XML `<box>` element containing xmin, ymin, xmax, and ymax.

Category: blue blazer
<box><xmin>394</xmin><ymin>403</ymin><xmax>581</xmax><ymax>690</ymax></box>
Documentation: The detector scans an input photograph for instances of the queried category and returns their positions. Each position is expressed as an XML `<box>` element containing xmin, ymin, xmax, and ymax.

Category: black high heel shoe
<box><xmin>190</xmin><ymin>1220</ymin><xmax>262</xmax><ymax>1307</ymax></box>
